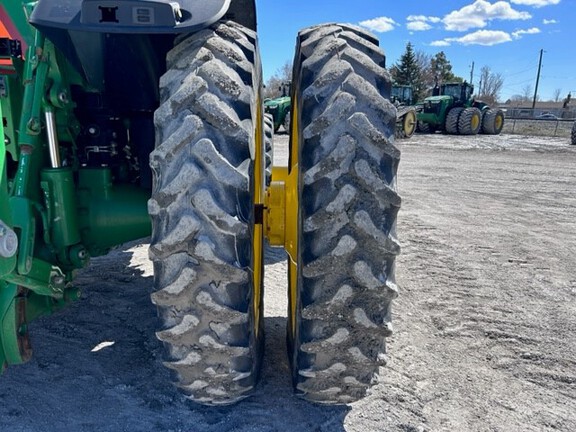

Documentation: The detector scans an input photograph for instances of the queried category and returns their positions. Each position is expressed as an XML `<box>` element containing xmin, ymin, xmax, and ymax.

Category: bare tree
<box><xmin>521</xmin><ymin>84</ymin><xmax>533</xmax><ymax>103</ymax></box>
<box><xmin>477</xmin><ymin>66</ymin><xmax>504</xmax><ymax>104</ymax></box>
<box><xmin>553</xmin><ymin>88</ymin><xmax>562</xmax><ymax>102</ymax></box>
<box><xmin>415</xmin><ymin>50</ymin><xmax>433</xmax><ymax>96</ymax></box>
<box><xmin>264</xmin><ymin>61</ymin><xmax>292</xmax><ymax>99</ymax></box>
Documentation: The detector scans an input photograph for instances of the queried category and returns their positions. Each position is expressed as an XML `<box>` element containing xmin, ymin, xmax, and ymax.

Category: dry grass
<box><xmin>503</xmin><ymin>118</ymin><xmax>574</xmax><ymax>137</ymax></box>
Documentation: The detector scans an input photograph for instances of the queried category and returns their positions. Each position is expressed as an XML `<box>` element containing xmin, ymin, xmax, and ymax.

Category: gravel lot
<box><xmin>0</xmin><ymin>131</ymin><xmax>575</xmax><ymax>431</ymax></box>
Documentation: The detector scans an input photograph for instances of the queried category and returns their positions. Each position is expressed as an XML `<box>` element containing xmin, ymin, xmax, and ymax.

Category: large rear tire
<box><xmin>148</xmin><ymin>21</ymin><xmax>265</xmax><ymax>405</ymax></box>
<box><xmin>481</xmin><ymin>109</ymin><xmax>505</xmax><ymax>135</ymax></box>
<box><xmin>416</xmin><ymin>120</ymin><xmax>431</xmax><ymax>133</ymax></box>
<box><xmin>287</xmin><ymin>24</ymin><xmax>400</xmax><ymax>404</ymax></box>
<box><xmin>458</xmin><ymin>107</ymin><xmax>482</xmax><ymax>135</ymax></box>
<box><xmin>445</xmin><ymin>107</ymin><xmax>463</xmax><ymax>134</ymax></box>
<box><xmin>264</xmin><ymin>113</ymin><xmax>274</xmax><ymax>185</ymax></box>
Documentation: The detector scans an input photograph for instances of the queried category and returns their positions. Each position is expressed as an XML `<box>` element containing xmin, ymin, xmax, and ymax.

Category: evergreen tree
<box><xmin>392</xmin><ymin>42</ymin><xmax>426</xmax><ymax>102</ymax></box>
<box><xmin>391</xmin><ymin>45</ymin><xmax>465</xmax><ymax>101</ymax></box>
<box><xmin>430</xmin><ymin>51</ymin><xmax>462</xmax><ymax>86</ymax></box>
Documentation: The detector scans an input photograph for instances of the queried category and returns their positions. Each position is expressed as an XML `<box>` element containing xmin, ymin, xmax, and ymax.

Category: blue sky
<box><xmin>257</xmin><ymin>0</ymin><xmax>575</xmax><ymax>102</ymax></box>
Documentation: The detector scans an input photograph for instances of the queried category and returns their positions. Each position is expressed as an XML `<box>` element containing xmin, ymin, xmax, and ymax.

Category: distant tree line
<box><xmin>264</xmin><ymin>62</ymin><xmax>292</xmax><ymax>99</ymax></box>
<box><xmin>265</xmin><ymin>43</ymin><xmax>508</xmax><ymax>104</ymax></box>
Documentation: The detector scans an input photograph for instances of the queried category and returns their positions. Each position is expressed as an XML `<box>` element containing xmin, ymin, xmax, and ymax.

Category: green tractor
<box><xmin>264</xmin><ymin>81</ymin><xmax>291</xmax><ymax>133</ymax></box>
<box><xmin>416</xmin><ymin>82</ymin><xmax>504</xmax><ymax>135</ymax></box>
<box><xmin>0</xmin><ymin>0</ymin><xmax>400</xmax><ymax>405</ymax></box>
<box><xmin>391</xmin><ymin>84</ymin><xmax>417</xmax><ymax>139</ymax></box>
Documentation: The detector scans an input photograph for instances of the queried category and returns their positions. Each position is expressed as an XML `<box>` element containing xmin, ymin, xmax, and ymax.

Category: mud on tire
<box><xmin>148</xmin><ymin>21</ymin><xmax>264</xmax><ymax>405</ymax></box>
<box><xmin>288</xmin><ymin>24</ymin><xmax>400</xmax><ymax>404</ymax></box>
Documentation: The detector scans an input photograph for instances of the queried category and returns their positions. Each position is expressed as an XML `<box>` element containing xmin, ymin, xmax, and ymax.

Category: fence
<box><xmin>502</xmin><ymin>118</ymin><xmax>573</xmax><ymax>138</ymax></box>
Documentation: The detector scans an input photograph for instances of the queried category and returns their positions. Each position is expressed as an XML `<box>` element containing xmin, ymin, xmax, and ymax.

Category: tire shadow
<box><xmin>265</xmin><ymin>241</ymin><xmax>287</xmax><ymax>265</ymax></box>
<box><xmin>0</xmin><ymin>240</ymin><xmax>349</xmax><ymax>432</ymax></box>
<box><xmin>190</xmin><ymin>316</ymin><xmax>349</xmax><ymax>432</ymax></box>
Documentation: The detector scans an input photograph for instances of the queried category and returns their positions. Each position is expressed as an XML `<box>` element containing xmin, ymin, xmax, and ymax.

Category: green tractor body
<box><xmin>264</xmin><ymin>82</ymin><xmax>291</xmax><ymax>132</ymax></box>
<box><xmin>417</xmin><ymin>82</ymin><xmax>504</xmax><ymax>135</ymax></box>
<box><xmin>0</xmin><ymin>0</ymin><xmax>401</xmax><ymax>405</ymax></box>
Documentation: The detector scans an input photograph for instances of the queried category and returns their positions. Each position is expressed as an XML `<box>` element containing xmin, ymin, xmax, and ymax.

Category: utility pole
<box><xmin>470</xmin><ymin>61</ymin><xmax>475</xmax><ymax>85</ymax></box>
<box><xmin>532</xmin><ymin>49</ymin><xmax>544</xmax><ymax>109</ymax></box>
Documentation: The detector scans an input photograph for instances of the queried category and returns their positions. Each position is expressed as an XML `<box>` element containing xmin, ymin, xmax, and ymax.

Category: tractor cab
<box><xmin>391</xmin><ymin>84</ymin><xmax>414</xmax><ymax>106</ymax></box>
<box><xmin>439</xmin><ymin>82</ymin><xmax>474</xmax><ymax>105</ymax></box>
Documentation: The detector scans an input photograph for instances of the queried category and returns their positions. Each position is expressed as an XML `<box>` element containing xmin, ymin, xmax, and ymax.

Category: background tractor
<box><xmin>416</xmin><ymin>82</ymin><xmax>504</xmax><ymax>135</ymax></box>
<box><xmin>0</xmin><ymin>0</ymin><xmax>400</xmax><ymax>406</ymax></box>
<box><xmin>264</xmin><ymin>81</ymin><xmax>291</xmax><ymax>133</ymax></box>
<box><xmin>391</xmin><ymin>84</ymin><xmax>417</xmax><ymax>139</ymax></box>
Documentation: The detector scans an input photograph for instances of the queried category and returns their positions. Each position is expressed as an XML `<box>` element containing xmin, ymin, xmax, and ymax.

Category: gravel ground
<box><xmin>0</xmin><ymin>131</ymin><xmax>575</xmax><ymax>431</ymax></box>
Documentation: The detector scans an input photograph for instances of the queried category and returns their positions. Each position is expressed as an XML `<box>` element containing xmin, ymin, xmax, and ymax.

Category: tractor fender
<box><xmin>30</xmin><ymin>0</ymin><xmax>232</xmax><ymax>34</ymax></box>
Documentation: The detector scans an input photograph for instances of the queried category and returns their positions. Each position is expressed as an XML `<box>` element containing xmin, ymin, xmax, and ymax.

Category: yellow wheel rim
<box><xmin>252</xmin><ymin>97</ymin><xmax>265</xmax><ymax>337</ymax></box>
<box><xmin>495</xmin><ymin>114</ymin><xmax>503</xmax><ymax>130</ymax></box>
<box><xmin>403</xmin><ymin>110</ymin><xmax>417</xmax><ymax>137</ymax></box>
<box><xmin>472</xmin><ymin>112</ymin><xmax>480</xmax><ymax>131</ymax></box>
<box><xmin>286</xmin><ymin>94</ymin><xmax>300</xmax><ymax>337</ymax></box>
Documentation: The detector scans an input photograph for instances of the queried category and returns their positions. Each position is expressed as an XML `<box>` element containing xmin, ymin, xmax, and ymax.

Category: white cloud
<box><xmin>431</xmin><ymin>30</ymin><xmax>513</xmax><ymax>46</ymax></box>
<box><xmin>512</xmin><ymin>27</ymin><xmax>541</xmax><ymax>38</ymax></box>
<box><xmin>358</xmin><ymin>17</ymin><xmax>397</xmax><ymax>33</ymax></box>
<box><xmin>407</xmin><ymin>15</ymin><xmax>442</xmax><ymax>23</ymax></box>
<box><xmin>510</xmin><ymin>0</ymin><xmax>560</xmax><ymax>7</ymax></box>
<box><xmin>408</xmin><ymin>21</ymin><xmax>432</xmax><ymax>31</ymax></box>
<box><xmin>406</xmin><ymin>15</ymin><xmax>441</xmax><ymax>31</ymax></box>
<box><xmin>543</xmin><ymin>19</ymin><xmax>558</xmax><ymax>24</ymax></box>
<box><xmin>443</xmin><ymin>0</ymin><xmax>531</xmax><ymax>31</ymax></box>
<box><xmin>430</xmin><ymin>40</ymin><xmax>451</xmax><ymax>47</ymax></box>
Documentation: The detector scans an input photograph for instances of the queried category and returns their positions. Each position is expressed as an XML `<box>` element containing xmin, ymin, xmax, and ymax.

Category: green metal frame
<box><xmin>0</xmin><ymin>2</ymin><xmax>151</xmax><ymax>368</ymax></box>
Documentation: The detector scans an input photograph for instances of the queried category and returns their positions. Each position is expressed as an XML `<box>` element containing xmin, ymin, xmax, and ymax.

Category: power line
<box><xmin>504</xmin><ymin>77</ymin><xmax>537</xmax><ymax>87</ymax></box>
<box><xmin>505</xmin><ymin>65</ymin><xmax>537</xmax><ymax>77</ymax></box>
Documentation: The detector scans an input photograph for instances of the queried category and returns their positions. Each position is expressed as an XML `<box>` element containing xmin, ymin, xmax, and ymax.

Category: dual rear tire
<box><xmin>149</xmin><ymin>22</ymin><xmax>264</xmax><ymax>405</ymax></box>
<box><xmin>481</xmin><ymin>109</ymin><xmax>505</xmax><ymax>135</ymax></box>
<box><xmin>287</xmin><ymin>24</ymin><xmax>400</xmax><ymax>404</ymax></box>
<box><xmin>445</xmin><ymin>107</ymin><xmax>503</xmax><ymax>135</ymax></box>
<box><xmin>150</xmin><ymin>22</ymin><xmax>399</xmax><ymax>405</ymax></box>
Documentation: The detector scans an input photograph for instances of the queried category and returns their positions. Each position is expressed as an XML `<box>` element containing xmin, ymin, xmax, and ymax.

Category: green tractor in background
<box><xmin>391</xmin><ymin>84</ymin><xmax>417</xmax><ymax>139</ymax></box>
<box><xmin>264</xmin><ymin>81</ymin><xmax>291</xmax><ymax>133</ymax></box>
<box><xmin>416</xmin><ymin>82</ymin><xmax>504</xmax><ymax>135</ymax></box>
<box><xmin>0</xmin><ymin>0</ymin><xmax>401</xmax><ymax>406</ymax></box>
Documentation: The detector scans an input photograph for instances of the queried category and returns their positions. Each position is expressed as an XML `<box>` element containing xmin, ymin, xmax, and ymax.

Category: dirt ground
<box><xmin>1</xmin><ymin>131</ymin><xmax>575</xmax><ymax>431</ymax></box>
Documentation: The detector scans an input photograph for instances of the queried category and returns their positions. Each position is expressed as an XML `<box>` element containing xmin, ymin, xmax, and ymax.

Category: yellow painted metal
<box><xmin>285</xmin><ymin>94</ymin><xmax>299</xmax><ymax>336</ymax></box>
<box><xmin>495</xmin><ymin>113</ymin><xmax>503</xmax><ymax>130</ymax></box>
<box><xmin>264</xmin><ymin>167</ymin><xmax>287</xmax><ymax>246</ymax></box>
<box><xmin>403</xmin><ymin>110</ymin><xmax>417</xmax><ymax>137</ymax></box>
<box><xmin>262</xmin><ymin>93</ymin><xmax>300</xmax><ymax>336</ymax></box>
<box><xmin>252</xmin><ymin>98</ymin><xmax>264</xmax><ymax>338</ymax></box>
<box><xmin>471</xmin><ymin>112</ymin><xmax>480</xmax><ymax>131</ymax></box>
